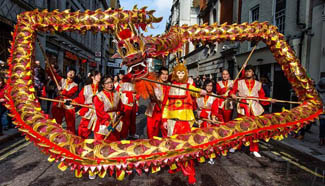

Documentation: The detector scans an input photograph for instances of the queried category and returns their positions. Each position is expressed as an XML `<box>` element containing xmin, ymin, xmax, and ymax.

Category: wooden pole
<box><xmin>200</xmin><ymin>118</ymin><xmax>223</xmax><ymax>125</ymax></box>
<box><xmin>104</xmin><ymin>117</ymin><xmax>122</xmax><ymax>140</ymax></box>
<box><xmin>236</xmin><ymin>96</ymin><xmax>302</xmax><ymax>105</ymax></box>
<box><xmin>140</xmin><ymin>78</ymin><xmax>249</xmax><ymax>105</ymax></box>
<box><xmin>39</xmin><ymin>97</ymin><xmax>94</xmax><ymax>109</ymax></box>
<box><xmin>36</xmin><ymin>38</ymin><xmax>61</xmax><ymax>92</ymax></box>
<box><xmin>221</xmin><ymin>45</ymin><xmax>257</xmax><ymax>97</ymax></box>
<box><xmin>233</xmin><ymin>45</ymin><xmax>257</xmax><ymax>83</ymax></box>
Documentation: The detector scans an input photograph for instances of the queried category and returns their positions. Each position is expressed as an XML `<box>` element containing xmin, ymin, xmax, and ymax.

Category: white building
<box><xmin>166</xmin><ymin>0</ymin><xmax>200</xmax><ymax>73</ymax></box>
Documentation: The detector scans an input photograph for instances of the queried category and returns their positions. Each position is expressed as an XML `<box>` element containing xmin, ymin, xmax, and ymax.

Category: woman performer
<box><xmin>47</xmin><ymin>66</ymin><xmax>78</xmax><ymax>134</ymax></box>
<box><xmin>216</xmin><ymin>69</ymin><xmax>234</xmax><ymax>122</ymax></box>
<box><xmin>72</xmin><ymin>70</ymin><xmax>101</xmax><ymax>139</ymax></box>
<box><xmin>196</xmin><ymin>79</ymin><xmax>224</xmax><ymax>128</ymax></box>
<box><xmin>93</xmin><ymin>75</ymin><xmax>123</xmax><ymax>141</ymax></box>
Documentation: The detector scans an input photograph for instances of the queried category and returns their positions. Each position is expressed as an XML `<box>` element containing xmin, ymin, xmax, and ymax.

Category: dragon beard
<box><xmin>134</xmin><ymin>72</ymin><xmax>157</xmax><ymax>99</ymax></box>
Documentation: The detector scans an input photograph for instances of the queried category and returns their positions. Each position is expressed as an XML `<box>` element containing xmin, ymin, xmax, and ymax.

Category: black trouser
<box><xmin>320</xmin><ymin>119</ymin><xmax>325</xmax><ymax>138</ymax></box>
<box><xmin>0</xmin><ymin>104</ymin><xmax>6</xmax><ymax>133</ymax></box>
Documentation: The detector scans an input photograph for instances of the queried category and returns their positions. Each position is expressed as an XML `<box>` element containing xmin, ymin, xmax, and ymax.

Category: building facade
<box><xmin>0</xmin><ymin>0</ymin><xmax>120</xmax><ymax>78</ymax></box>
<box><xmin>166</xmin><ymin>0</ymin><xmax>325</xmax><ymax>112</ymax></box>
<box><xmin>166</xmin><ymin>0</ymin><xmax>242</xmax><ymax>81</ymax></box>
<box><xmin>237</xmin><ymin>0</ymin><xmax>325</xmax><ymax>112</ymax></box>
<box><xmin>166</xmin><ymin>0</ymin><xmax>200</xmax><ymax>74</ymax></box>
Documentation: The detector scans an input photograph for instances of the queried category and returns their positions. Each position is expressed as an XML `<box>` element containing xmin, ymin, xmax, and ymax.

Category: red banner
<box><xmin>65</xmin><ymin>51</ymin><xmax>78</xmax><ymax>61</ymax></box>
<box><xmin>89</xmin><ymin>61</ymin><xmax>97</xmax><ymax>67</ymax></box>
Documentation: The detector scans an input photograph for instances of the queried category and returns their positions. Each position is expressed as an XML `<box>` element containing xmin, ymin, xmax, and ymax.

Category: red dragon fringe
<box><xmin>134</xmin><ymin>72</ymin><xmax>157</xmax><ymax>99</ymax></box>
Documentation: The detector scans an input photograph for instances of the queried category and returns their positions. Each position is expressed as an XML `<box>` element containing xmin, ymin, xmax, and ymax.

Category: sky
<box><xmin>119</xmin><ymin>0</ymin><xmax>173</xmax><ymax>36</ymax></box>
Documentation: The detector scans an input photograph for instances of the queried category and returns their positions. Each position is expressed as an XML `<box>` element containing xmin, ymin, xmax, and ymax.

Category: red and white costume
<box><xmin>196</xmin><ymin>95</ymin><xmax>223</xmax><ymax>128</ymax></box>
<box><xmin>114</xmin><ymin>82</ymin><xmax>119</xmax><ymax>89</ymax></box>
<box><xmin>230</xmin><ymin>79</ymin><xmax>270</xmax><ymax>152</ymax></box>
<box><xmin>145</xmin><ymin>83</ymin><xmax>167</xmax><ymax>138</ymax></box>
<box><xmin>216</xmin><ymin>80</ymin><xmax>234</xmax><ymax>122</ymax></box>
<box><xmin>73</xmin><ymin>84</ymin><xmax>98</xmax><ymax>138</ymax></box>
<box><xmin>49</xmin><ymin>72</ymin><xmax>78</xmax><ymax>134</ymax></box>
<box><xmin>117</xmin><ymin>80</ymin><xmax>138</xmax><ymax>139</ymax></box>
<box><xmin>93</xmin><ymin>90</ymin><xmax>123</xmax><ymax>141</ymax></box>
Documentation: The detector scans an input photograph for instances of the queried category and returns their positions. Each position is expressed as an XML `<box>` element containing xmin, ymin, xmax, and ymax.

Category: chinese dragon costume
<box><xmin>4</xmin><ymin>6</ymin><xmax>323</xmax><ymax>181</ymax></box>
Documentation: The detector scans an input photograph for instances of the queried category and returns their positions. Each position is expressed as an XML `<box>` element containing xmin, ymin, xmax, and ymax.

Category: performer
<box><xmin>48</xmin><ymin>66</ymin><xmax>78</xmax><ymax>134</ymax></box>
<box><xmin>93</xmin><ymin>75</ymin><xmax>123</xmax><ymax>141</ymax></box>
<box><xmin>216</xmin><ymin>69</ymin><xmax>234</xmax><ymax>122</ymax></box>
<box><xmin>145</xmin><ymin>66</ymin><xmax>169</xmax><ymax>138</ymax></box>
<box><xmin>196</xmin><ymin>79</ymin><xmax>224</xmax><ymax>128</ymax></box>
<box><xmin>230</xmin><ymin>65</ymin><xmax>275</xmax><ymax>157</ymax></box>
<box><xmin>117</xmin><ymin>73</ymin><xmax>138</xmax><ymax>139</ymax></box>
<box><xmin>162</xmin><ymin>62</ymin><xmax>206</xmax><ymax>184</ymax></box>
<box><xmin>72</xmin><ymin>70</ymin><xmax>101</xmax><ymax>139</ymax></box>
<box><xmin>113</xmin><ymin>75</ymin><xmax>119</xmax><ymax>89</ymax></box>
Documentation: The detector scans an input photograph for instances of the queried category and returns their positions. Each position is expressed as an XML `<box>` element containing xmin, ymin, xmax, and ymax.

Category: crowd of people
<box><xmin>33</xmin><ymin>61</ymin><xmax>274</xmax><ymax>183</ymax></box>
<box><xmin>0</xmin><ymin>59</ymin><xmax>325</xmax><ymax>184</ymax></box>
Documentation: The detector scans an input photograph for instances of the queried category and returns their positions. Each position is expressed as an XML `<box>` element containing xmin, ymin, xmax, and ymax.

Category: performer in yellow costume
<box><xmin>162</xmin><ymin>61</ymin><xmax>206</xmax><ymax>184</ymax></box>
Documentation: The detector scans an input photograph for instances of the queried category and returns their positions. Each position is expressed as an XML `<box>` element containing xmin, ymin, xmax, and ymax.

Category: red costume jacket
<box><xmin>230</xmin><ymin>79</ymin><xmax>269</xmax><ymax>116</ymax></box>
<box><xmin>196</xmin><ymin>95</ymin><xmax>224</xmax><ymax>126</ymax></box>
<box><xmin>216</xmin><ymin>80</ymin><xmax>234</xmax><ymax>110</ymax></box>
<box><xmin>93</xmin><ymin>90</ymin><xmax>123</xmax><ymax>141</ymax></box>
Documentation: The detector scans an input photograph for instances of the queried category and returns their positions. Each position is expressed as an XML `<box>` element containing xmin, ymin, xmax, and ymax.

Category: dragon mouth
<box><xmin>127</xmin><ymin>61</ymin><xmax>148</xmax><ymax>79</ymax></box>
<box><xmin>123</xmin><ymin>52</ymin><xmax>148</xmax><ymax>79</ymax></box>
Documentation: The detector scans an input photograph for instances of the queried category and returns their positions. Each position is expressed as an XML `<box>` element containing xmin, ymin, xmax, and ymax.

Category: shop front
<box><xmin>64</xmin><ymin>51</ymin><xmax>78</xmax><ymax>75</ymax></box>
<box><xmin>89</xmin><ymin>61</ymin><xmax>97</xmax><ymax>71</ymax></box>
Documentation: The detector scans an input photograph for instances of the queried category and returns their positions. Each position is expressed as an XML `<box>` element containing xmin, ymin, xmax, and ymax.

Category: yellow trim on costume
<box><xmin>189</xmin><ymin>84</ymin><xmax>201</xmax><ymax>98</ymax></box>
<box><xmin>162</xmin><ymin>108</ymin><xmax>195</xmax><ymax>121</ymax></box>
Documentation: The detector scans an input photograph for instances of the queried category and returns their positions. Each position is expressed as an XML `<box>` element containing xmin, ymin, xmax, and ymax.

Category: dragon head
<box><xmin>113</xmin><ymin>24</ymin><xmax>153</xmax><ymax>79</ymax></box>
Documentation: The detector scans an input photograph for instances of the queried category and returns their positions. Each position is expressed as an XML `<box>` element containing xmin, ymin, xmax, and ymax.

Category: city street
<box><xmin>0</xmin><ymin>0</ymin><xmax>325</xmax><ymax>186</ymax></box>
<box><xmin>0</xmin><ymin>99</ymin><xmax>324</xmax><ymax>186</ymax></box>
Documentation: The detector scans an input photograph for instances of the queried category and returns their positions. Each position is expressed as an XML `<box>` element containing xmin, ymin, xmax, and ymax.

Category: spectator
<box><xmin>202</xmin><ymin>75</ymin><xmax>207</xmax><ymax>88</ymax></box>
<box><xmin>260</xmin><ymin>76</ymin><xmax>272</xmax><ymax>113</ymax></box>
<box><xmin>195</xmin><ymin>76</ymin><xmax>202</xmax><ymax>88</ymax></box>
<box><xmin>0</xmin><ymin>76</ymin><xmax>8</xmax><ymax>134</ymax></box>
<box><xmin>316</xmin><ymin>78</ymin><xmax>325</xmax><ymax>146</ymax></box>
<box><xmin>260</xmin><ymin>76</ymin><xmax>271</xmax><ymax>98</ymax></box>
<box><xmin>118</xmin><ymin>72</ymin><xmax>124</xmax><ymax>83</ymax></box>
<box><xmin>46</xmin><ymin>64</ymin><xmax>59</xmax><ymax>114</ymax></box>
<box><xmin>34</xmin><ymin>60</ymin><xmax>46</xmax><ymax>97</ymax></box>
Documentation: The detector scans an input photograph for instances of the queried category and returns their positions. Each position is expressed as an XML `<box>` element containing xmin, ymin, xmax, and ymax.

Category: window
<box><xmin>275</xmin><ymin>0</ymin><xmax>286</xmax><ymax>34</ymax></box>
<box><xmin>249</xmin><ymin>5</ymin><xmax>259</xmax><ymax>47</ymax></box>
<box><xmin>47</xmin><ymin>0</ymin><xmax>55</xmax><ymax>11</ymax></box>
<box><xmin>250</xmin><ymin>5</ymin><xmax>259</xmax><ymax>23</ymax></box>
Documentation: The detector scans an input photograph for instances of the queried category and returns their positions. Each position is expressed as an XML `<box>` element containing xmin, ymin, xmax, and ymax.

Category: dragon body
<box><xmin>4</xmin><ymin>7</ymin><xmax>322</xmax><ymax>179</ymax></box>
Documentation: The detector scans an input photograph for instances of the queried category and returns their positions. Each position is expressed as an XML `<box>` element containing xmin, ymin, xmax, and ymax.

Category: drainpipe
<box><xmin>301</xmin><ymin>0</ymin><xmax>312</xmax><ymax>71</ymax></box>
<box><xmin>296</xmin><ymin>0</ymin><xmax>306</xmax><ymax>62</ymax></box>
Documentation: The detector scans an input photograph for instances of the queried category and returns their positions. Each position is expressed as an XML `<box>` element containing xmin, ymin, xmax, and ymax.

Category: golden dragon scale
<box><xmin>4</xmin><ymin>8</ymin><xmax>322</xmax><ymax>179</ymax></box>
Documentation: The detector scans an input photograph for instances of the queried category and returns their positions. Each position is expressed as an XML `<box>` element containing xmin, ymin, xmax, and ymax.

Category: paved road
<box><xmin>0</xmin><ymin>99</ymin><xmax>324</xmax><ymax>186</ymax></box>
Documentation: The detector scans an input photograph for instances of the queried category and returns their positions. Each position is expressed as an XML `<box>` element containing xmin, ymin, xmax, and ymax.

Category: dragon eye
<box><xmin>133</xmin><ymin>42</ymin><xmax>140</xmax><ymax>50</ymax></box>
<box><xmin>121</xmin><ymin>47</ymin><xmax>127</xmax><ymax>56</ymax></box>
